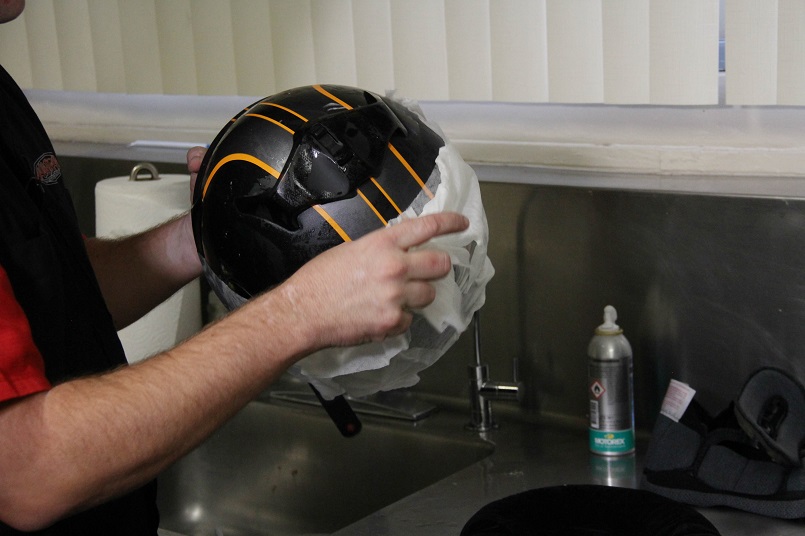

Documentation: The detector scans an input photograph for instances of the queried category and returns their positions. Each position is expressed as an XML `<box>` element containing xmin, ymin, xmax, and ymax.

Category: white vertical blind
<box><xmin>390</xmin><ymin>0</ymin><xmax>449</xmax><ymax>100</ymax></box>
<box><xmin>649</xmin><ymin>0</ymin><xmax>719</xmax><ymax>104</ymax></box>
<box><xmin>23</xmin><ymin>1</ymin><xmax>63</xmax><ymax>91</ymax></box>
<box><xmin>489</xmin><ymin>0</ymin><xmax>548</xmax><ymax>102</ymax></box>
<box><xmin>52</xmin><ymin>1</ymin><xmax>96</xmax><ymax>93</ymax></box>
<box><xmin>87</xmin><ymin>0</ymin><xmax>126</xmax><ymax>93</ymax></box>
<box><xmin>154</xmin><ymin>0</ymin><xmax>197</xmax><ymax>95</ymax></box>
<box><xmin>445</xmin><ymin>0</ymin><xmax>492</xmax><ymax>102</ymax></box>
<box><xmin>0</xmin><ymin>5</ymin><xmax>31</xmax><ymax>87</ymax></box>
<box><xmin>602</xmin><ymin>0</ymin><xmax>650</xmax><ymax>104</ymax></box>
<box><xmin>725</xmin><ymin>0</ymin><xmax>805</xmax><ymax>105</ymax></box>
<box><xmin>546</xmin><ymin>0</ymin><xmax>604</xmax><ymax>103</ymax></box>
<box><xmin>118</xmin><ymin>0</ymin><xmax>162</xmax><ymax>94</ymax></box>
<box><xmin>352</xmin><ymin>0</ymin><xmax>394</xmax><ymax>92</ymax></box>
<box><xmin>268</xmin><ymin>0</ymin><xmax>316</xmax><ymax>91</ymax></box>
<box><xmin>776</xmin><ymin>0</ymin><xmax>805</xmax><ymax>106</ymax></box>
<box><xmin>191</xmin><ymin>0</ymin><xmax>239</xmax><ymax>95</ymax></box>
<box><xmin>725</xmin><ymin>0</ymin><xmax>777</xmax><ymax>105</ymax></box>
<box><xmin>311</xmin><ymin>0</ymin><xmax>358</xmax><ymax>88</ymax></box>
<box><xmin>0</xmin><ymin>0</ymin><xmax>802</xmax><ymax>105</ymax></box>
<box><xmin>231</xmin><ymin>0</ymin><xmax>275</xmax><ymax>96</ymax></box>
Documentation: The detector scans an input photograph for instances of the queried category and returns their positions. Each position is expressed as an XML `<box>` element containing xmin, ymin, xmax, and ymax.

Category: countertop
<box><xmin>331</xmin><ymin>406</ymin><xmax>805</xmax><ymax>536</ymax></box>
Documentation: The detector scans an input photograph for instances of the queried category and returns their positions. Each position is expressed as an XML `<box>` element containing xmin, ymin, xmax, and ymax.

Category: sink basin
<box><xmin>157</xmin><ymin>397</ymin><xmax>493</xmax><ymax>536</ymax></box>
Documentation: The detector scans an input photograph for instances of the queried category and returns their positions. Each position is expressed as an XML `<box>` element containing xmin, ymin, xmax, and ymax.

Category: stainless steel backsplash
<box><xmin>417</xmin><ymin>181</ymin><xmax>805</xmax><ymax>431</ymax></box>
<box><xmin>63</xmin><ymin>156</ymin><xmax>805</xmax><ymax>431</ymax></box>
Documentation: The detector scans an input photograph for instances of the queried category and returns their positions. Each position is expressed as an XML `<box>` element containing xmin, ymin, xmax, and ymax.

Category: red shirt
<box><xmin>0</xmin><ymin>263</ymin><xmax>50</xmax><ymax>401</ymax></box>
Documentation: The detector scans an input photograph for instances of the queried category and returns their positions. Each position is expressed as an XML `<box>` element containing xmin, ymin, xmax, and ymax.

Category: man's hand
<box><xmin>273</xmin><ymin>212</ymin><xmax>469</xmax><ymax>352</ymax></box>
<box><xmin>186</xmin><ymin>146</ymin><xmax>206</xmax><ymax>200</ymax></box>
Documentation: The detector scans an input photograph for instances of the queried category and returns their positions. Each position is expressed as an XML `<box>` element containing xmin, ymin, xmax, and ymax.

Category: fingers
<box><xmin>271</xmin><ymin>211</ymin><xmax>467</xmax><ymax>350</ymax></box>
<box><xmin>186</xmin><ymin>146</ymin><xmax>207</xmax><ymax>198</ymax></box>
<box><xmin>403</xmin><ymin>281</ymin><xmax>437</xmax><ymax>310</ymax></box>
<box><xmin>404</xmin><ymin>249</ymin><xmax>452</xmax><ymax>281</ymax></box>
<box><xmin>186</xmin><ymin>146</ymin><xmax>206</xmax><ymax>173</ymax></box>
<box><xmin>388</xmin><ymin>212</ymin><xmax>469</xmax><ymax>250</ymax></box>
<box><xmin>373</xmin><ymin>214</ymin><xmax>461</xmax><ymax>312</ymax></box>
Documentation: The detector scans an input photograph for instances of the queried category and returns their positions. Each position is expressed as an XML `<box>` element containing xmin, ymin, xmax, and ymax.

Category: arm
<box><xmin>0</xmin><ymin>210</ymin><xmax>468</xmax><ymax>531</ymax></box>
<box><xmin>86</xmin><ymin>148</ymin><xmax>205</xmax><ymax>329</ymax></box>
<box><xmin>85</xmin><ymin>212</ymin><xmax>201</xmax><ymax>330</ymax></box>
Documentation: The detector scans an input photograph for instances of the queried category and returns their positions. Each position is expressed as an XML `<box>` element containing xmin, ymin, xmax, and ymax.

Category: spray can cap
<box><xmin>595</xmin><ymin>305</ymin><xmax>623</xmax><ymax>335</ymax></box>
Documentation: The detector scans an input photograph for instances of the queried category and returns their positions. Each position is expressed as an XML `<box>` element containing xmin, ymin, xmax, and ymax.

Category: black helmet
<box><xmin>192</xmin><ymin>84</ymin><xmax>445</xmax><ymax>309</ymax></box>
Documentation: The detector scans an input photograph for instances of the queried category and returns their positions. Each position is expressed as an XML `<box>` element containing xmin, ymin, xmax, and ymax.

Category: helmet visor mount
<box><xmin>274</xmin><ymin>97</ymin><xmax>408</xmax><ymax>219</ymax></box>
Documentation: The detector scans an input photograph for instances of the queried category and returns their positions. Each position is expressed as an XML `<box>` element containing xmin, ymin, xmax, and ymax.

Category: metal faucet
<box><xmin>467</xmin><ymin>311</ymin><xmax>523</xmax><ymax>431</ymax></box>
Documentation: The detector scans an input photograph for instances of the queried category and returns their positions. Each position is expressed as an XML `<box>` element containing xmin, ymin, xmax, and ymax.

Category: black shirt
<box><xmin>0</xmin><ymin>64</ymin><xmax>159</xmax><ymax>535</ymax></box>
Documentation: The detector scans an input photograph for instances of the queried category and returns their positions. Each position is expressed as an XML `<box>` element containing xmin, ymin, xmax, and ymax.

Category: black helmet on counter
<box><xmin>192</xmin><ymin>84</ymin><xmax>445</xmax><ymax>309</ymax></box>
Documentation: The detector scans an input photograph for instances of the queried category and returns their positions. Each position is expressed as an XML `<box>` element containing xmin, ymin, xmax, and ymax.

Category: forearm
<box><xmin>0</xmin><ymin>212</ymin><xmax>468</xmax><ymax>530</ymax></box>
<box><xmin>0</xmin><ymin>288</ymin><xmax>309</xmax><ymax>531</ymax></box>
<box><xmin>86</xmin><ymin>212</ymin><xmax>202</xmax><ymax>329</ymax></box>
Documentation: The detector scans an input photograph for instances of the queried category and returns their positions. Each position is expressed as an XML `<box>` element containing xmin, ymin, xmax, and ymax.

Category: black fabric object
<box><xmin>734</xmin><ymin>367</ymin><xmax>805</xmax><ymax>468</ymax></box>
<box><xmin>461</xmin><ymin>485</ymin><xmax>721</xmax><ymax>536</ymax></box>
<box><xmin>0</xmin><ymin>64</ymin><xmax>159</xmax><ymax>534</ymax></box>
<box><xmin>642</xmin><ymin>386</ymin><xmax>805</xmax><ymax>519</ymax></box>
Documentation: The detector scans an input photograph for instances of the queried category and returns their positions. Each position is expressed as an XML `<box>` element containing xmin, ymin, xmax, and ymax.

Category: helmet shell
<box><xmin>192</xmin><ymin>85</ymin><xmax>444</xmax><ymax>309</ymax></box>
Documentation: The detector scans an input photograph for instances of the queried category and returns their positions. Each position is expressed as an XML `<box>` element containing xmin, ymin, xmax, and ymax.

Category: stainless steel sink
<box><xmin>157</xmin><ymin>397</ymin><xmax>493</xmax><ymax>536</ymax></box>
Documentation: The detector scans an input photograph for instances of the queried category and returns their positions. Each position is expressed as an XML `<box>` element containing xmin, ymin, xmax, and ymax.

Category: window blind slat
<box><xmin>118</xmin><ymin>0</ymin><xmax>163</xmax><ymax>94</ymax></box>
<box><xmin>602</xmin><ymin>0</ymin><xmax>650</xmax><ymax>104</ymax></box>
<box><xmin>390</xmin><ymin>0</ymin><xmax>449</xmax><ymax>100</ymax></box>
<box><xmin>352</xmin><ymin>0</ymin><xmax>395</xmax><ymax>92</ymax></box>
<box><xmin>0</xmin><ymin>12</ymin><xmax>32</xmax><ymax>88</ymax></box>
<box><xmin>24</xmin><ymin>0</ymin><xmax>63</xmax><ymax>91</ymax></box>
<box><xmin>725</xmin><ymin>0</ymin><xmax>778</xmax><ymax>105</ymax></box>
<box><xmin>190</xmin><ymin>0</ymin><xmax>238</xmax><ymax>96</ymax></box>
<box><xmin>649</xmin><ymin>0</ymin><xmax>719</xmax><ymax>105</ymax></box>
<box><xmin>87</xmin><ymin>0</ymin><xmax>126</xmax><ymax>93</ymax></box>
<box><xmin>546</xmin><ymin>0</ymin><xmax>604</xmax><ymax>103</ymax></box>
<box><xmin>489</xmin><ymin>0</ymin><xmax>548</xmax><ymax>102</ymax></box>
<box><xmin>445</xmin><ymin>0</ymin><xmax>492</xmax><ymax>101</ymax></box>
<box><xmin>269</xmin><ymin>0</ymin><xmax>316</xmax><ymax>91</ymax></box>
<box><xmin>155</xmin><ymin>0</ymin><xmax>198</xmax><ymax>95</ymax></box>
<box><xmin>232</xmin><ymin>0</ymin><xmax>276</xmax><ymax>97</ymax></box>
<box><xmin>311</xmin><ymin>0</ymin><xmax>358</xmax><ymax>87</ymax></box>
<box><xmin>776</xmin><ymin>0</ymin><xmax>805</xmax><ymax>105</ymax></box>
<box><xmin>53</xmin><ymin>0</ymin><xmax>96</xmax><ymax>92</ymax></box>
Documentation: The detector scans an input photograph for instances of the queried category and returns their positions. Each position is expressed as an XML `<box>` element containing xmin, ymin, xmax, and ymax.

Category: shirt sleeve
<box><xmin>0</xmin><ymin>263</ymin><xmax>51</xmax><ymax>402</ymax></box>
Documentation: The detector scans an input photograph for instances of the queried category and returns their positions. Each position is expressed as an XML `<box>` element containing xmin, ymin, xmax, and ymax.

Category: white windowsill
<box><xmin>26</xmin><ymin>89</ymin><xmax>805</xmax><ymax>198</ymax></box>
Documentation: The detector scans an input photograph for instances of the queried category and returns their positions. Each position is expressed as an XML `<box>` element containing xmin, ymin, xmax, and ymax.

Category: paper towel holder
<box><xmin>130</xmin><ymin>162</ymin><xmax>161</xmax><ymax>182</ymax></box>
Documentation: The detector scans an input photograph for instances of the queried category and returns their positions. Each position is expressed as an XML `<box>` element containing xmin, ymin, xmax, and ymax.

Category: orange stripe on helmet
<box><xmin>370</xmin><ymin>177</ymin><xmax>402</xmax><ymax>215</ymax></box>
<box><xmin>388</xmin><ymin>143</ymin><xmax>434</xmax><ymax>199</ymax></box>
<box><xmin>313</xmin><ymin>84</ymin><xmax>353</xmax><ymax>110</ymax></box>
<box><xmin>357</xmin><ymin>188</ymin><xmax>387</xmax><ymax>226</ymax></box>
<box><xmin>202</xmin><ymin>153</ymin><xmax>280</xmax><ymax>199</ymax></box>
<box><xmin>261</xmin><ymin>102</ymin><xmax>309</xmax><ymax>122</ymax></box>
<box><xmin>312</xmin><ymin>205</ymin><xmax>352</xmax><ymax>242</ymax></box>
<box><xmin>245</xmin><ymin>113</ymin><xmax>295</xmax><ymax>135</ymax></box>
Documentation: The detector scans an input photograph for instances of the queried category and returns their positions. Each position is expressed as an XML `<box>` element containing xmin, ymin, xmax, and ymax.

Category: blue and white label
<box><xmin>589</xmin><ymin>428</ymin><xmax>635</xmax><ymax>456</ymax></box>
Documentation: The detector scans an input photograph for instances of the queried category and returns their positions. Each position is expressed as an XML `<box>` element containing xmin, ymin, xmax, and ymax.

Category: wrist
<box><xmin>175</xmin><ymin>212</ymin><xmax>203</xmax><ymax>282</ymax></box>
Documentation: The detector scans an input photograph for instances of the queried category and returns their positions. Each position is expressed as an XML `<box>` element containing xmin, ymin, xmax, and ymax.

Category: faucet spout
<box><xmin>466</xmin><ymin>311</ymin><xmax>523</xmax><ymax>431</ymax></box>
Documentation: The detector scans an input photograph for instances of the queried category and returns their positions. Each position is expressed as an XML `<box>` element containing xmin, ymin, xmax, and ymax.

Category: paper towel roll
<box><xmin>95</xmin><ymin>173</ymin><xmax>202</xmax><ymax>363</ymax></box>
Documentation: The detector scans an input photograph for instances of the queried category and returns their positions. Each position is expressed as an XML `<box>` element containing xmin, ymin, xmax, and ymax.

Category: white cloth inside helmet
<box><xmin>287</xmin><ymin>96</ymin><xmax>495</xmax><ymax>399</ymax></box>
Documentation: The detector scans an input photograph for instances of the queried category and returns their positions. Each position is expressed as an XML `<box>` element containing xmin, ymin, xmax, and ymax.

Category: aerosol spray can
<box><xmin>588</xmin><ymin>305</ymin><xmax>634</xmax><ymax>456</ymax></box>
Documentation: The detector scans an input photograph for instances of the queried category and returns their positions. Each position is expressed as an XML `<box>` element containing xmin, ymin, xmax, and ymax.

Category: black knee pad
<box><xmin>735</xmin><ymin>367</ymin><xmax>805</xmax><ymax>468</ymax></box>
